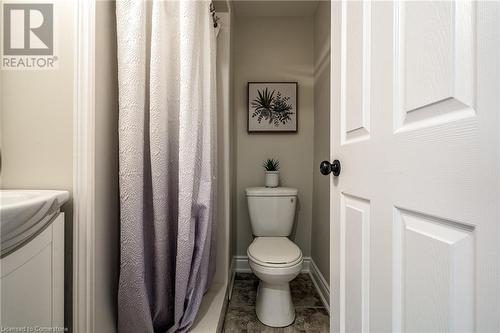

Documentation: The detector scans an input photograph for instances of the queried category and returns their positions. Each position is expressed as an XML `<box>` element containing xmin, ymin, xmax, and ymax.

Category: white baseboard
<box><xmin>231</xmin><ymin>256</ymin><xmax>329</xmax><ymax>312</ymax></box>
<box><xmin>309</xmin><ymin>259</ymin><xmax>330</xmax><ymax>312</ymax></box>
<box><xmin>228</xmin><ymin>258</ymin><xmax>236</xmax><ymax>300</ymax></box>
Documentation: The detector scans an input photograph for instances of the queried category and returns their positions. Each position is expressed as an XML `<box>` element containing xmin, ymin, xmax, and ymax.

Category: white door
<box><xmin>329</xmin><ymin>1</ymin><xmax>499</xmax><ymax>332</ymax></box>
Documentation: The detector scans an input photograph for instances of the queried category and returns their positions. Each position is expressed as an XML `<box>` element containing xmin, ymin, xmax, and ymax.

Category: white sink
<box><xmin>0</xmin><ymin>190</ymin><xmax>69</xmax><ymax>256</ymax></box>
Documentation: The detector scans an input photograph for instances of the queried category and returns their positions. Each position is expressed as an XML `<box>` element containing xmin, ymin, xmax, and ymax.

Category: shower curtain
<box><xmin>116</xmin><ymin>1</ymin><xmax>217</xmax><ymax>332</ymax></box>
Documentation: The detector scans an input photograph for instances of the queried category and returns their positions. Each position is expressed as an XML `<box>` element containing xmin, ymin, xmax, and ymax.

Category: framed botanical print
<box><xmin>247</xmin><ymin>82</ymin><xmax>298</xmax><ymax>133</ymax></box>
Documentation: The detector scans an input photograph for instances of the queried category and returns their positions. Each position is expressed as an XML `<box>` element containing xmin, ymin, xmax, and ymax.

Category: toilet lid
<box><xmin>246</xmin><ymin>187</ymin><xmax>298</xmax><ymax>197</ymax></box>
<box><xmin>248</xmin><ymin>237</ymin><xmax>302</xmax><ymax>264</ymax></box>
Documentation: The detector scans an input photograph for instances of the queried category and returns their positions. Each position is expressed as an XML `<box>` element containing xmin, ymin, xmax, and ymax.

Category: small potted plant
<box><xmin>262</xmin><ymin>158</ymin><xmax>280</xmax><ymax>188</ymax></box>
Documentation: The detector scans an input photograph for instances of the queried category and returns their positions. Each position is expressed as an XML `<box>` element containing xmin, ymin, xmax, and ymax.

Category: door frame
<box><xmin>73</xmin><ymin>0</ymin><xmax>96</xmax><ymax>332</ymax></box>
<box><xmin>329</xmin><ymin>1</ymin><xmax>340</xmax><ymax>332</ymax></box>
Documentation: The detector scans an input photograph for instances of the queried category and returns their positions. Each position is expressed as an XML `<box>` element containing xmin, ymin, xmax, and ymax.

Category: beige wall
<box><xmin>312</xmin><ymin>1</ymin><xmax>331</xmax><ymax>283</ymax></box>
<box><xmin>95</xmin><ymin>1</ymin><xmax>119</xmax><ymax>332</ymax></box>
<box><xmin>215</xmin><ymin>11</ymin><xmax>233</xmax><ymax>285</ymax></box>
<box><xmin>230</xmin><ymin>5</ymin><xmax>238</xmax><ymax>263</ymax></box>
<box><xmin>0</xmin><ymin>0</ymin><xmax>74</xmax><ymax>193</ymax></box>
<box><xmin>0</xmin><ymin>0</ymin><xmax>75</xmax><ymax>328</ymax></box>
<box><xmin>234</xmin><ymin>16</ymin><xmax>315</xmax><ymax>256</ymax></box>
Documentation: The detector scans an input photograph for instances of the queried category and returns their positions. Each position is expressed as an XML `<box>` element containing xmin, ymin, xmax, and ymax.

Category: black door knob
<box><xmin>320</xmin><ymin>160</ymin><xmax>341</xmax><ymax>176</ymax></box>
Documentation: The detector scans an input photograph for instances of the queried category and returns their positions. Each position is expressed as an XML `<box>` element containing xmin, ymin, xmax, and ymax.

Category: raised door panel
<box><xmin>341</xmin><ymin>1</ymin><xmax>371</xmax><ymax>144</ymax></box>
<box><xmin>340</xmin><ymin>194</ymin><xmax>370</xmax><ymax>332</ymax></box>
<box><xmin>393</xmin><ymin>209</ymin><xmax>474</xmax><ymax>332</ymax></box>
<box><xmin>394</xmin><ymin>1</ymin><xmax>476</xmax><ymax>132</ymax></box>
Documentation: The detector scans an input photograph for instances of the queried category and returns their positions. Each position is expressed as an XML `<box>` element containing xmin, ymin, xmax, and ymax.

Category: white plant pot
<box><xmin>265</xmin><ymin>171</ymin><xmax>279</xmax><ymax>188</ymax></box>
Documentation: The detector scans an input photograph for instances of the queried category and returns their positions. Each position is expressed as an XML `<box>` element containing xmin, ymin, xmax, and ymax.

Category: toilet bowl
<box><xmin>248</xmin><ymin>237</ymin><xmax>303</xmax><ymax>327</ymax></box>
<box><xmin>245</xmin><ymin>187</ymin><xmax>302</xmax><ymax>327</ymax></box>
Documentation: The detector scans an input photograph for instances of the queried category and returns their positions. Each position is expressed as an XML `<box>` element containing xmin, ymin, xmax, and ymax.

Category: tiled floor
<box><xmin>222</xmin><ymin>273</ymin><xmax>330</xmax><ymax>332</ymax></box>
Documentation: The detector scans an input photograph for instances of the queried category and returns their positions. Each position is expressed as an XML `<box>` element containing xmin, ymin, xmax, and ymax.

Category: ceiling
<box><xmin>231</xmin><ymin>0</ymin><xmax>320</xmax><ymax>17</ymax></box>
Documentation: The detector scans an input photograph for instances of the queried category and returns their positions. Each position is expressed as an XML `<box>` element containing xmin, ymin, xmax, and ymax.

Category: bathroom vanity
<box><xmin>0</xmin><ymin>190</ymin><xmax>68</xmax><ymax>329</ymax></box>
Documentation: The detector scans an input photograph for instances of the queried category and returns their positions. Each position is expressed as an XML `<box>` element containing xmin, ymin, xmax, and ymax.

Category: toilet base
<box><xmin>255</xmin><ymin>281</ymin><xmax>295</xmax><ymax>327</ymax></box>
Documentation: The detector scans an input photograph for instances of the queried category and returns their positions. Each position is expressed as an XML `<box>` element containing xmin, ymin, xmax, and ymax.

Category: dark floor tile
<box><xmin>234</xmin><ymin>273</ymin><xmax>258</xmax><ymax>281</ymax></box>
<box><xmin>223</xmin><ymin>306</ymin><xmax>329</xmax><ymax>333</ymax></box>
<box><xmin>224</xmin><ymin>273</ymin><xmax>329</xmax><ymax>332</ymax></box>
<box><xmin>290</xmin><ymin>274</ymin><xmax>324</xmax><ymax>308</ymax></box>
<box><xmin>229</xmin><ymin>278</ymin><xmax>259</xmax><ymax>307</ymax></box>
<box><xmin>285</xmin><ymin>308</ymin><xmax>329</xmax><ymax>333</ymax></box>
<box><xmin>223</xmin><ymin>306</ymin><xmax>283</xmax><ymax>333</ymax></box>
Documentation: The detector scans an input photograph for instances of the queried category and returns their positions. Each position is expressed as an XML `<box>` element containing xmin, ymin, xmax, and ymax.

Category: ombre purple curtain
<box><xmin>116</xmin><ymin>1</ymin><xmax>217</xmax><ymax>332</ymax></box>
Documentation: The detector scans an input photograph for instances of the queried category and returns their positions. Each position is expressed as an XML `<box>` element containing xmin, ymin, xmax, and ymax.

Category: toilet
<box><xmin>245</xmin><ymin>187</ymin><xmax>302</xmax><ymax>327</ymax></box>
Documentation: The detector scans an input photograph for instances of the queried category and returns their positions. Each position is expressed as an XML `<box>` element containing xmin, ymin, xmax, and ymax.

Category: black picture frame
<box><xmin>247</xmin><ymin>82</ymin><xmax>298</xmax><ymax>133</ymax></box>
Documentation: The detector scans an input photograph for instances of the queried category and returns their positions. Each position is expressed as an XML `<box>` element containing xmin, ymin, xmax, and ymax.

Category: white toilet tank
<box><xmin>246</xmin><ymin>187</ymin><xmax>298</xmax><ymax>236</ymax></box>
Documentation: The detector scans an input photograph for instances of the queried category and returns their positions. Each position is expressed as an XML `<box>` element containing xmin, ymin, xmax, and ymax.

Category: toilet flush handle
<box><xmin>320</xmin><ymin>160</ymin><xmax>341</xmax><ymax>176</ymax></box>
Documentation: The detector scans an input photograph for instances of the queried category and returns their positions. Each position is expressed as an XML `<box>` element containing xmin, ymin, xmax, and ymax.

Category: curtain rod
<box><xmin>209</xmin><ymin>2</ymin><xmax>220</xmax><ymax>28</ymax></box>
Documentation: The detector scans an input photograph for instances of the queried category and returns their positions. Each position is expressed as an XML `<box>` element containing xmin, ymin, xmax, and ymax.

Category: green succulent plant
<box><xmin>251</xmin><ymin>88</ymin><xmax>275</xmax><ymax>113</ymax></box>
<box><xmin>262</xmin><ymin>158</ymin><xmax>280</xmax><ymax>171</ymax></box>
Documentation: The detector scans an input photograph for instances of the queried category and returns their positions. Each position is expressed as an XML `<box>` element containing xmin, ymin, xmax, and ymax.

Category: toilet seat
<box><xmin>247</xmin><ymin>237</ymin><xmax>303</xmax><ymax>327</ymax></box>
<box><xmin>248</xmin><ymin>237</ymin><xmax>302</xmax><ymax>268</ymax></box>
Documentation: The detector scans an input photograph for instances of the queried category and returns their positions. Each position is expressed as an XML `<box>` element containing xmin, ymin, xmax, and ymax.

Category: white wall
<box><xmin>0</xmin><ymin>0</ymin><xmax>75</xmax><ymax>328</ymax></box>
<box><xmin>234</xmin><ymin>16</ymin><xmax>315</xmax><ymax>256</ymax></box>
<box><xmin>312</xmin><ymin>0</ymin><xmax>331</xmax><ymax>283</ymax></box>
<box><xmin>95</xmin><ymin>1</ymin><xmax>119</xmax><ymax>332</ymax></box>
